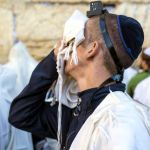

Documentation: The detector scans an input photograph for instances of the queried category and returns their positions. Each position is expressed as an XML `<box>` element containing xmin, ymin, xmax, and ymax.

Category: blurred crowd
<box><xmin>124</xmin><ymin>47</ymin><xmax>150</xmax><ymax>106</ymax></box>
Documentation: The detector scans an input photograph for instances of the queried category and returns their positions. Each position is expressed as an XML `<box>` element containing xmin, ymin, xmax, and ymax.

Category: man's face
<box><xmin>64</xmin><ymin>20</ymin><xmax>91</xmax><ymax>76</ymax></box>
<box><xmin>64</xmin><ymin>42</ymin><xmax>86</xmax><ymax>76</ymax></box>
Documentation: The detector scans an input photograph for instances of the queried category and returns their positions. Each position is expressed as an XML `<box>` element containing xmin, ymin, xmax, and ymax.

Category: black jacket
<box><xmin>9</xmin><ymin>51</ymin><xmax>125</xmax><ymax>149</ymax></box>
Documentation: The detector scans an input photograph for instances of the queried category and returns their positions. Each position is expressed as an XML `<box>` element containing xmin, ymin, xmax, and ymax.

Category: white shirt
<box><xmin>70</xmin><ymin>91</ymin><xmax>150</xmax><ymax>150</ymax></box>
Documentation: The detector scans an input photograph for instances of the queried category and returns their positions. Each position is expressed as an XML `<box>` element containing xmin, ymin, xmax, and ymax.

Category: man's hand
<box><xmin>54</xmin><ymin>40</ymin><xmax>62</xmax><ymax>59</ymax></box>
<box><xmin>53</xmin><ymin>39</ymin><xmax>74</xmax><ymax>60</ymax></box>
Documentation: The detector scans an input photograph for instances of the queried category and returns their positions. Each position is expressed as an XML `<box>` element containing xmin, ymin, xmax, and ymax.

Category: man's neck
<box><xmin>76</xmin><ymin>66</ymin><xmax>112</xmax><ymax>92</ymax></box>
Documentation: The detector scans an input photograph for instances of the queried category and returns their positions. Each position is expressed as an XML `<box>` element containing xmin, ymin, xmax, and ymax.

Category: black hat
<box><xmin>117</xmin><ymin>15</ymin><xmax>144</xmax><ymax>60</ymax></box>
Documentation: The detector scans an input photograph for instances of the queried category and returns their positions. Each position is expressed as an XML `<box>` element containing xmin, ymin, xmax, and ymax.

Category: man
<box><xmin>9</xmin><ymin>2</ymin><xmax>150</xmax><ymax>150</ymax></box>
<box><xmin>133</xmin><ymin>48</ymin><xmax>150</xmax><ymax>110</ymax></box>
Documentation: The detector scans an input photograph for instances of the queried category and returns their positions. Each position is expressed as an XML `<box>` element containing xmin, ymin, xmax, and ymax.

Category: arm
<box><xmin>9</xmin><ymin>50</ymin><xmax>58</xmax><ymax>139</ymax></box>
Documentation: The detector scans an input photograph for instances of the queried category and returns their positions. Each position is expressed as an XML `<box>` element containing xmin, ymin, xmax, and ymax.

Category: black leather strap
<box><xmin>100</xmin><ymin>14</ymin><xmax>123</xmax><ymax>75</ymax></box>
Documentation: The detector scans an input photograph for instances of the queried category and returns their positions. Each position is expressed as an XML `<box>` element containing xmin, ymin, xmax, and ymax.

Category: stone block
<box><xmin>31</xmin><ymin>0</ymin><xmax>121</xmax><ymax>4</ymax></box>
<box><xmin>0</xmin><ymin>8</ymin><xmax>13</xmax><ymax>63</ymax></box>
<box><xmin>26</xmin><ymin>40</ymin><xmax>55</xmax><ymax>60</ymax></box>
<box><xmin>31</xmin><ymin>0</ymin><xmax>89</xmax><ymax>2</ymax></box>
<box><xmin>120</xmin><ymin>0</ymin><xmax>150</xmax><ymax>3</ymax></box>
<box><xmin>0</xmin><ymin>0</ymin><xmax>30</xmax><ymax>3</ymax></box>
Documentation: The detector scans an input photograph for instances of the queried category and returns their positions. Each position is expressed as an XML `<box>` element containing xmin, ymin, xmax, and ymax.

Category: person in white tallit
<box><xmin>9</xmin><ymin>2</ymin><xmax>150</xmax><ymax>150</ymax></box>
<box><xmin>134</xmin><ymin>75</ymin><xmax>150</xmax><ymax>117</ymax></box>
<box><xmin>134</xmin><ymin>48</ymin><xmax>150</xmax><ymax>111</ymax></box>
<box><xmin>0</xmin><ymin>42</ymin><xmax>36</xmax><ymax>150</ymax></box>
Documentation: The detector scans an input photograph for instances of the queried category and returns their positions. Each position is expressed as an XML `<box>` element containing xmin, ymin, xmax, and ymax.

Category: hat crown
<box><xmin>118</xmin><ymin>15</ymin><xmax>144</xmax><ymax>60</ymax></box>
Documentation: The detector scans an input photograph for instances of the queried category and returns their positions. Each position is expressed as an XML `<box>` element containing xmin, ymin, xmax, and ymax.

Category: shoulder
<box><xmin>93</xmin><ymin>91</ymin><xmax>150</xmax><ymax>138</ymax></box>
<box><xmin>91</xmin><ymin>98</ymin><xmax>150</xmax><ymax>149</ymax></box>
<box><xmin>105</xmin><ymin>92</ymin><xmax>149</xmax><ymax>123</ymax></box>
<box><xmin>70</xmin><ymin>91</ymin><xmax>150</xmax><ymax>149</ymax></box>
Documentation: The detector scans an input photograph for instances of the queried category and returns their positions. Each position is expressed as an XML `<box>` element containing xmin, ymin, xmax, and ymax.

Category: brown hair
<box><xmin>85</xmin><ymin>16</ymin><xmax>117</xmax><ymax>74</ymax></box>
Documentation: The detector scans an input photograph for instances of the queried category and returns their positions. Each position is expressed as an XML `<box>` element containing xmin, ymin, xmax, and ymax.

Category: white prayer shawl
<box><xmin>133</xmin><ymin>47</ymin><xmax>150</xmax><ymax>118</ymax></box>
<box><xmin>5</xmin><ymin>41</ymin><xmax>38</xmax><ymax>92</ymax></box>
<box><xmin>0</xmin><ymin>42</ymin><xmax>37</xmax><ymax>150</ymax></box>
<box><xmin>70</xmin><ymin>91</ymin><xmax>150</xmax><ymax>150</ymax></box>
<box><xmin>134</xmin><ymin>76</ymin><xmax>150</xmax><ymax>110</ymax></box>
<box><xmin>0</xmin><ymin>66</ymin><xmax>33</xmax><ymax>150</ymax></box>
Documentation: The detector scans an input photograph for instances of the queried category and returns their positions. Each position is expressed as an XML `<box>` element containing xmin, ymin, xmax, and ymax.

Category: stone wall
<box><xmin>0</xmin><ymin>1</ymin><xmax>87</xmax><ymax>63</ymax></box>
<box><xmin>0</xmin><ymin>0</ymin><xmax>150</xmax><ymax>63</ymax></box>
<box><xmin>15</xmin><ymin>3</ymin><xmax>90</xmax><ymax>60</ymax></box>
<box><xmin>0</xmin><ymin>7</ymin><xmax>13</xmax><ymax>63</ymax></box>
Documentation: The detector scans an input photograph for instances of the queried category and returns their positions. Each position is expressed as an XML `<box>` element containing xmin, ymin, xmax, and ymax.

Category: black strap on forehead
<box><xmin>100</xmin><ymin>14</ymin><xmax>123</xmax><ymax>74</ymax></box>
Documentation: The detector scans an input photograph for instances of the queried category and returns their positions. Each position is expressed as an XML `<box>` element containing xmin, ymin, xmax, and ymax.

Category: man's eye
<box><xmin>66</xmin><ymin>43</ymin><xmax>70</xmax><ymax>47</ymax></box>
<box><xmin>66</xmin><ymin>38</ymin><xmax>75</xmax><ymax>47</ymax></box>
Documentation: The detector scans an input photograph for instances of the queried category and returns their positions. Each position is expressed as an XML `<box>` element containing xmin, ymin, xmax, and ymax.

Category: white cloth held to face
<box><xmin>56</xmin><ymin>10</ymin><xmax>88</xmax><ymax>108</ymax></box>
<box><xmin>46</xmin><ymin>10</ymin><xmax>88</xmax><ymax>108</ymax></box>
<box><xmin>63</xmin><ymin>10</ymin><xmax>88</xmax><ymax>65</ymax></box>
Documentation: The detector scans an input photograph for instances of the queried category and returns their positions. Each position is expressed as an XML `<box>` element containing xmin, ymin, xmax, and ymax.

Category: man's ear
<box><xmin>86</xmin><ymin>41</ymin><xmax>99</xmax><ymax>59</ymax></box>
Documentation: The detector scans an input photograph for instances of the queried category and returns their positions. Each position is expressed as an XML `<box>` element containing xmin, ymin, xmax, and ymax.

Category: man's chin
<box><xmin>64</xmin><ymin>62</ymin><xmax>72</xmax><ymax>75</ymax></box>
<box><xmin>65</xmin><ymin>66</ymin><xmax>75</xmax><ymax>77</ymax></box>
<box><xmin>64</xmin><ymin>67</ymin><xmax>71</xmax><ymax>75</ymax></box>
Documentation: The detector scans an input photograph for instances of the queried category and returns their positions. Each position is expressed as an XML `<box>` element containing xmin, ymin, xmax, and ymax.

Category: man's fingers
<box><xmin>54</xmin><ymin>40</ymin><xmax>62</xmax><ymax>58</ymax></box>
